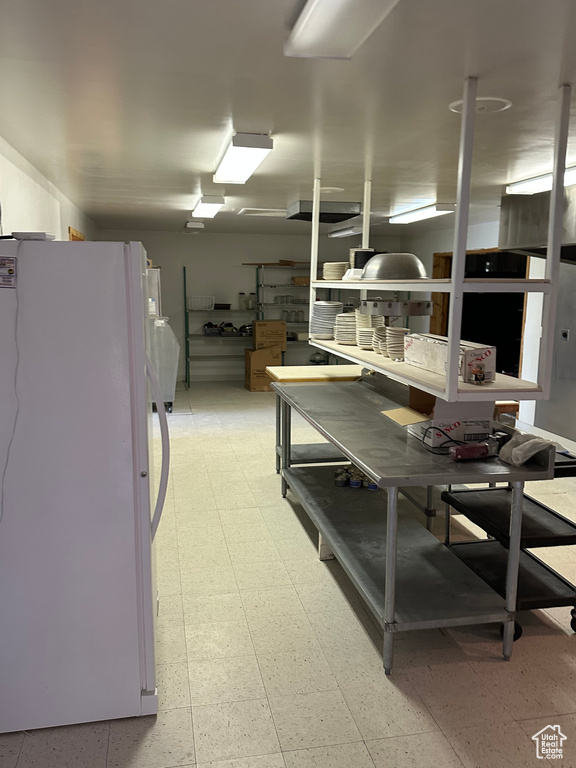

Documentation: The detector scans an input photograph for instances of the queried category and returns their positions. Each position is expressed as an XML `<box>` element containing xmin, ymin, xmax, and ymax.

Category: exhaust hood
<box><xmin>286</xmin><ymin>200</ymin><xmax>361</xmax><ymax>223</ymax></box>
<box><xmin>499</xmin><ymin>186</ymin><xmax>576</xmax><ymax>264</ymax></box>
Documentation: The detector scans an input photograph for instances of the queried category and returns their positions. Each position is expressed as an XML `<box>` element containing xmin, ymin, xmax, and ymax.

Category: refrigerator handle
<box><xmin>145</xmin><ymin>355</ymin><xmax>170</xmax><ymax>540</ymax></box>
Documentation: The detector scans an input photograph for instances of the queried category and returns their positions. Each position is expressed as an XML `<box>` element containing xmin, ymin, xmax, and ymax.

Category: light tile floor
<box><xmin>5</xmin><ymin>380</ymin><xmax>576</xmax><ymax>768</ymax></box>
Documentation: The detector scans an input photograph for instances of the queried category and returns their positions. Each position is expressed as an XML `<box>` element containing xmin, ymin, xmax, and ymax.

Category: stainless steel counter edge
<box><xmin>272</xmin><ymin>381</ymin><xmax>555</xmax><ymax>487</ymax></box>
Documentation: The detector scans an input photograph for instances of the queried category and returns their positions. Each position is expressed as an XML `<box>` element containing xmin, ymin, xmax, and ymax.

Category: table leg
<box><xmin>444</xmin><ymin>485</ymin><xmax>452</xmax><ymax>547</ymax></box>
<box><xmin>318</xmin><ymin>533</ymin><xmax>335</xmax><ymax>561</ymax></box>
<box><xmin>275</xmin><ymin>394</ymin><xmax>281</xmax><ymax>474</ymax></box>
<box><xmin>383</xmin><ymin>485</ymin><xmax>398</xmax><ymax>675</ymax></box>
<box><xmin>425</xmin><ymin>486</ymin><xmax>435</xmax><ymax>531</ymax></box>
<box><xmin>502</xmin><ymin>480</ymin><xmax>524</xmax><ymax>660</ymax></box>
<box><xmin>280</xmin><ymin>400</ymin><xmax>291</xmax><ymax>498</ymax></box>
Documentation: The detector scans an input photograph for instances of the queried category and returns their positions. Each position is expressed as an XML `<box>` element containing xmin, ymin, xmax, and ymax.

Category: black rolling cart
<box><xmin>443</xmin><ymin>484</ymin><xmax>576</xmax><ymax>637</ymax></box>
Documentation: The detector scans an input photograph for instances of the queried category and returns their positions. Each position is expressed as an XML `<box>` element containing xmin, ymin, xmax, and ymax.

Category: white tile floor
<box><xmin>5</xmin><ymin>380</ymin><xmax>576</xmax><ymax>768</ymax></box>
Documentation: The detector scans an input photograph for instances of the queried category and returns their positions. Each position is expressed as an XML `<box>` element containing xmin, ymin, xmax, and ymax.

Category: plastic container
<box><xmin>187</xmin><ymin>296</ymin><xmax>215</xmax><ymax>311</ymax></box>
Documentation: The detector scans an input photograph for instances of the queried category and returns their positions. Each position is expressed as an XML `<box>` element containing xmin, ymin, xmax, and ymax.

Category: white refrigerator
<box><xmin>0</xmin><ymin>238</ymin><xmax>170</xmax><ymax>733</ymax></box>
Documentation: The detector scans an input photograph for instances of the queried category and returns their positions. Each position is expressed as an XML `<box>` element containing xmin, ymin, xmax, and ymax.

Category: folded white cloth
<box><xmin>499</xmin><ymin>432</ymin><xmax>553</xmax><ymax>466</ymax></box>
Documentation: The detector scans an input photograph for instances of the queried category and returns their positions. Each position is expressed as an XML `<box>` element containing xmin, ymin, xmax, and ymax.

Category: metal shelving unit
<box><xmin>442</xmin><ymin>486</ymin><xmax>576</xmax><ymax>629</ymax></box>
<box><xmin>183</xmin><ymin>267</ymin><xmax>257</xmax><ymax>387</ymax></box>
<box><xmin>305</xmin><ymin>78</ymin><xmax>571</xmax><ymax>403</ymax></box>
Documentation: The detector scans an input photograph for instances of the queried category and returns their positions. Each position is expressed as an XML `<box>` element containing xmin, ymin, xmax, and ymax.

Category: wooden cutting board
<box><xmin>265</xmin><ymin>365</ymin><xmax>363</xmax><ymax>383</ymax></box>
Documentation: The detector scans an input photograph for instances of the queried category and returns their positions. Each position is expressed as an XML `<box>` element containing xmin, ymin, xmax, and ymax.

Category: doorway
<box><xmin>430</xmin><ymin>249</ymin><xmax>528</xmax><ymax>377</ymax></box>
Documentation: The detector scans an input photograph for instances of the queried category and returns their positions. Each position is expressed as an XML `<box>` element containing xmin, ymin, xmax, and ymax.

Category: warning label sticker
<box><xmin>0</xmin><ymin>256</ymin><xmax>16</xmax><ymax>288</ymax></box>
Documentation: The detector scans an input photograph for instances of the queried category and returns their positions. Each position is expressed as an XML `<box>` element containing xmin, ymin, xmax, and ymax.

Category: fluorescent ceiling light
<box><xmin>191</xmin><ymin>195</ymin><xmax>225</xmax><ymax>218</ymax></box>
<box><xmin>213</xmin><ymin>133</ymin><xmax>273</xmax><ymax>184</ymax></box>
<box><xmin>389</xmin><ymin>203</ymin><xmax>455</xmax><ymax>224</ymax></box>
<box><xmin>285</xmin><ymin>0</ymin><xmax>401</xmax><ymax>59</ymax></box>
<box><xmin>505</xmin><ymin>167</ymin><xmax>576</xmax><ymax>195</ymax></box>
<box><xmin>328</xmin><ymin>225</ymin><xmax>363</xmax><ymax>239</ymax></box>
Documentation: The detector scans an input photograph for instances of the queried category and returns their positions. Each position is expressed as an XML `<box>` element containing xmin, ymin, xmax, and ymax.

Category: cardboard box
<box><xmin>406</xmin><ymin>399</ymin><xmax>494</xmax><ymax>448</ymax></box>
<box><xmin>292</xmin><ymin>276</ymin><xmax>310</xmax><ymax>286</ymax></box>
<box><xmin>253</xmin><ymin>320</ymin><xmax>287</xmax><ymax>352</ymax></box>
<box><xmin>404</xmin><ymin>333</ymin><xmax>497</xmax><ymax>384</ymax></box>
<box><xmin>245</xmin><ymin>346</ymin><xmax>282</xmax><ymax>392</ymax></box>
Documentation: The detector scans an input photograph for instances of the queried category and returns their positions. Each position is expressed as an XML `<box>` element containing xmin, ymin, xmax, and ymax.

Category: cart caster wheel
<box><xmin>570</xmin><ymin>618</ymin><xmax>576</xmax><ymax>633</ymax></box>
<box><xmin>165</xmin><ymin>403</ymin><xmax>173</xmax><ymax>413</ymax></box>
<box><xmin>499</xmin><ymin>622</ymin><xmax>523</xmax><ymax>641</ymax></box>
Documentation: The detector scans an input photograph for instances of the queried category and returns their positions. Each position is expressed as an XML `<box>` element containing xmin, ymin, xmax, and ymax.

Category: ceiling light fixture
<box><xmin>213</xmin><ymin>133</ymin><xmax>273</xmax><ymax>184</ymax></box>
<box><xmin>285</xmin><ymin>0</ymin><xmax>401</xmax><ymax>59</ymax></box>
<box><xmin>328</xmin><ymin>225</ymin><xmax>364</xmax><ymax>239</ymax></box>
<box><xmin>191</xmin><ymin>195</ymin><xmax>225</xmax><ymax>218</ymax></box>
<box><xmin>505</xmin><ymin>166</ymin><xmax>576</xmax><ymax>195</ymax></box>
<box><xmin>389</xmin><ymin>203</ymin><xmax>455</xmax><ymax>224</ymax></box>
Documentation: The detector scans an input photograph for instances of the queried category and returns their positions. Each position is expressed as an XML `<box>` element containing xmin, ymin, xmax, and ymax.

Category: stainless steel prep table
<box><xmin>272</xmin><ymin>380</ymin><xmax>555</xmax><ymax>674</ymax></box>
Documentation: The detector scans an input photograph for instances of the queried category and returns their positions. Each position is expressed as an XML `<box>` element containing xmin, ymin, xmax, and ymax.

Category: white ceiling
<box><xmin>1</xmin><ymin>0</ymin><xmax>576</xmax><ymax>235</ymax></box>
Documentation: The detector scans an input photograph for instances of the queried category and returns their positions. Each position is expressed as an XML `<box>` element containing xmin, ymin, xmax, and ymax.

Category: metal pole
<box><xmin>309</xmin><ymin>177</ymin><xmax>321</xmax><ymax>320</ymax></box>
<box><xmin>446</xmin><ymin>76</ymin><xmax>478</xmax><ymax>401</ymax></box>
<box><xmin>538</xmin><ymin>84</ymin><xmax>571</xmax><ymax>398</ymax></box>
<box><xmin>425</xmin><ymin>485</ymin><xmax>435</xmax><ymax>531</ymax></box>
<box><xmin>360</xmin><ymin>178</ymin><xmax>372</xmax><ymax>302</ymax></box>
<box><xmin>362</xmin><ymin>178</ymin><xmax>372</xmax><ymax>249</ymax></box>
<box><xmin>275</xmin><ymin>394</ymin><xmax>281</xmax><ymax>473</ymax></box>
<box><xmin>383</xmin><ymin>485</ymin><xmax>398</xmax><ymax>674</ymax></box>
<box><xmin>502</xmin><ymin>480</ymin><xmax>524</xmax><ymax>660</ymax></box>
<box><xmin>280</xmin><ymin>399</ymin><xmax>291</xmax><ymax>498</ymax></box>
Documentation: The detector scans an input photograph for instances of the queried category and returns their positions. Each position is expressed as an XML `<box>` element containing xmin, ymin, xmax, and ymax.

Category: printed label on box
<box><xmin>0</xmin><ymin>256</ymin><xmax>16</xmax><ymax>288</ymax></box>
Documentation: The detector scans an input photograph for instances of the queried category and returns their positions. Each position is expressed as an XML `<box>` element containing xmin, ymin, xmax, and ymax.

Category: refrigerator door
<box><xmin>0</xmin><ymin>240</ymin><xmax>157</xmax><ymax>732</ymax></box>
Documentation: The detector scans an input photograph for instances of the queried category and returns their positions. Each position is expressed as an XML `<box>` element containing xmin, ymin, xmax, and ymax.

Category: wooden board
<box><xmin>266</xmin><ymin>365</ymin><xmax>363</xmax><ymax>383</ymax></box>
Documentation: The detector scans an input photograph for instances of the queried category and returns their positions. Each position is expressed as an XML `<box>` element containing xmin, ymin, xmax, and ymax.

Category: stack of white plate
<box><xmin>323</xmin><ymin>262</ymin><xmax>348</xmax><ymax>281</ymax></box>
<box><xmin>372</xmin><ymin>326</ymin><xmax>387</xmax><ymax>356</ymax></box>
<box><xmin>334</xmin><ymin>313</ymin><xmax>357</xmax><ymax>345</ymax></box>
<box><xmin>355</xmin><ymin>311</ymin><xmax>385</xmax><ymax>328</ymax></box>
<box><xmin>386</xmin><ymin>326</ymin><xmax>411</xmax><ymax>361</ymax></box>
<box><xmin>356</xmin><ymin>327</ymin><xmax>375</xmax><ymax>349</ymax></box>
<box><xmin>310</xmin><ymin>301</ymin><xmax>343</xmax><ymax>340</ymax></box>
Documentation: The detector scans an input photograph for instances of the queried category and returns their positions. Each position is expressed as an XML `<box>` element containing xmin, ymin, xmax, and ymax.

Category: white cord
<box><xmin>0</xmin><ymin>241</ymin><xmax>22</xmax><ymax>524</ymax></box>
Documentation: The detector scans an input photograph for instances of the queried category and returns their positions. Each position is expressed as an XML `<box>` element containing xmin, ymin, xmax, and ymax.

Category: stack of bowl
<box><xmin>386</xmin><ymin>326</ymin><xmax>411</xmax><ymax>361</ymax></box>
<box><xmin>334</xmin><ymin>313</ymin><xmax>357</xmax><ymax>345</ymax></box>
<box><xmin>372</xmin><ymin>326</ymin><xmax>387</xmax><ymax>356</ymax></box>
<box><xmin>323</xmin><ymin>262</ymin><xmax>348</xmax><ymax>281</ymax></box>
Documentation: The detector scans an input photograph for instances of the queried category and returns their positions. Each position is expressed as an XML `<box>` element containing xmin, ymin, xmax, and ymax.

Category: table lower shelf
<box><xmin>450</xmin><ymin>540</ymin><xmax>576</xmax><ymax>611</ymax></box>
<box><xmin>276</xmin><ymin>443</ymin><xmax>346</xmax><ymax>464</ymax></box>
<box><xmin>283</xmin><ymin>466</ymin><xmax>506</xmax><ymax>631</ymax></box>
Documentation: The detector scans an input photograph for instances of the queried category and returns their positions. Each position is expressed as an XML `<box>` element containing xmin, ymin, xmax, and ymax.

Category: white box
<box><xmin>407</xmin><ymin>399</ymin><xmax>494</xmax><ymax>448</ymax></box>
<box><xmin>404</xmin><ymin>333</ymin><xmax>496</xmax><ymax>383</ymax></box>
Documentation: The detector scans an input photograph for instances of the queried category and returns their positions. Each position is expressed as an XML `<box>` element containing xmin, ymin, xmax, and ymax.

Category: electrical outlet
<box><xmin>561</xmin><ymin>329</ymin><xmax>570</xmax><ymax>341</ymax></box>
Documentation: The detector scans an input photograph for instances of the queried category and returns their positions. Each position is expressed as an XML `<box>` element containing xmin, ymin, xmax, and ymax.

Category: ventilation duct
<box><xmin>286</xmin><ymin>200</ymin><xmax>361</xmax><ymax>224</ymax></box>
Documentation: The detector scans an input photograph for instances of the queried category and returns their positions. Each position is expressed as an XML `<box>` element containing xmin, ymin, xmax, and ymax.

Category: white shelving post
<box><xmin>309</xmin><ymin>177</ymin><xmax>322</xmax><ymax>335</ymax></box>
<box><xmin>538</xmin><ymin>83</ymin><xmax>572</xmax><ymax>399</ymax></box>
<box><xmin>446</xmin><ymin>76</ymin><xmax>478</xmax><ymax>401</ymax></box>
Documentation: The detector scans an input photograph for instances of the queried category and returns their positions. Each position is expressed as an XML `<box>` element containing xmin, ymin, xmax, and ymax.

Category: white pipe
<box><xmin>446</xmin><ymin>77</ymin><xmax>478</xmax><ymax>401</ymax></box>
<box><xmin>538</xmin><ymin>84</ymin><xmax>571</xmax><ymax>398</ymax></box>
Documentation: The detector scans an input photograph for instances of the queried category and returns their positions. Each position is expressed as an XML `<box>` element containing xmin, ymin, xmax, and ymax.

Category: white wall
<box><xmin>400</xmin><ymin>219</ymin><xmax>501</xmax><ymax>272</ymax></box>
<box><xmin>101</xmin><ymin>229</ymin><xmax>401</xmax><ymax>380</ymax></box>
<box><xmin>0</xmin><ymin>135</ymin><xmax>98</xmax><ymax>241</ymax></box>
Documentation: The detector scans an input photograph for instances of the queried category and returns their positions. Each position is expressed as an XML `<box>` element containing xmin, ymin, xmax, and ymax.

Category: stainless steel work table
<box><xmin>272</xmin><ymin>380</ymin><xmax>555</xmax><ymax>674</ymax></box>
